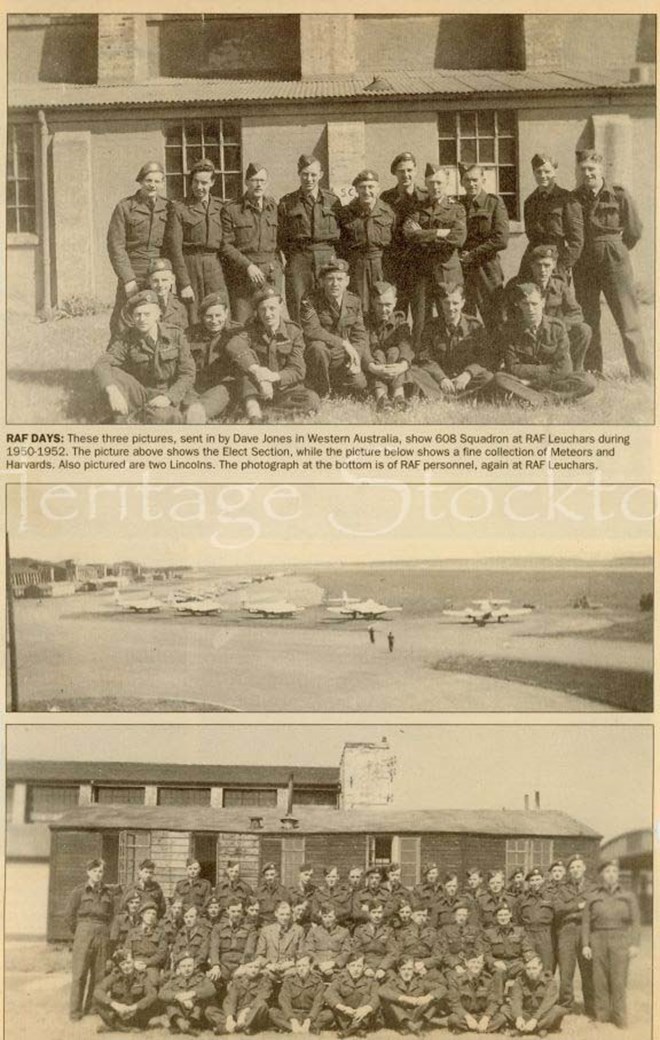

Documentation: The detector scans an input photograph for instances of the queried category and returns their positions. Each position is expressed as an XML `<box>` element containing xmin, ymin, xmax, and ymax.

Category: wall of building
<box><xmin>354</xmin><ymin>15</ymin><xmax>517</xmax><ymax>72</ymax></box>
<box><xmin>561</xmin><ymin>14</ymin><xmax>654</xmax><ymax>74</ymax></box>
<box><xmin>8</xmin><ymin>15</ymin><xmax>98</xmax><ymax>85</ymax></box>
<box><xmin>340</xmin><ymin>742</ymin><xmax>397</xmax><ymax>810</ymax></box>
<box><xmin>147</xmin><ymin>15</ymin><xmax>300</xmax><ymax>79</ymax></box>
<box><xmin>6</xmin><ymin>862</ymin><xmax>50</xmax><ymax>938</ymax></box>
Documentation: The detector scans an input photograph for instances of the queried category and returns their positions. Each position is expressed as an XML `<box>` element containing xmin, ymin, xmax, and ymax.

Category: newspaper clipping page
<box><xmin>2</xmin><ymin>7</ymin><xmax>657</xmax><ymax>1040</ymax></box>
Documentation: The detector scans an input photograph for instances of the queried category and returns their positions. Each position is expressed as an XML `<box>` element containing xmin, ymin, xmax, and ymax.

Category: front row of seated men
<box><xmin>92</xmin><ymin>246</ymin><xmax>595</xmax><ymax>424</ymax></box>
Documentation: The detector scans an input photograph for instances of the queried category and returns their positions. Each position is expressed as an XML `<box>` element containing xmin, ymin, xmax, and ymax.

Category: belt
<box><xmin>589</xmin><ymin>232</ymin><xmax>623</xmax><ymax>242</ymax></box>
<box><xmin>183</xmin><ymin>246</ymin><xmax>218</xmax><ymax>254</ymax></box>
<box><xmin>292</xmin><ymin>242</ymin><xmax>336</xmax><ymax>253</ymax></box>
<box><xmin>246</xmin><ymin>254</ymin><xmax>280</xmax><ymax>264</ymax></box>
<box><xmin>591</xmin><ymin>924</ymin><xmax>629</xmax><ymax>931</ymax></box>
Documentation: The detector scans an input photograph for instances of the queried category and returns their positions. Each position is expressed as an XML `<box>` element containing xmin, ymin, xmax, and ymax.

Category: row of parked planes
<box><xmin>112</xmin><ymin>588</ymin><xmax>534</xmax><ymax>625</ymax></box>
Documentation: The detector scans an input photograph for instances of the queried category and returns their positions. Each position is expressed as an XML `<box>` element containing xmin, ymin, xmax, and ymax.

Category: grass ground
<box><xmin>4</xmin><ymin>928</ymin><xmax>652</xmax><ymax>1040</ymax></box>
<box><xmin>6</xmin><ymin>303</ymin><xmax>654</xmax><ymax>424</ymax></box>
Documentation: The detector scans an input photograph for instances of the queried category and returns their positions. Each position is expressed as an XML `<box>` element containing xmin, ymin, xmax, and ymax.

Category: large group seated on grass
<box><xmin>94</xmin><ymin>147</ymin><xmax>651</xmax><ymax>424</ymax></box>
<box><xmin>65</xmin><ymin>853</ymin><xmax>640</xmax><ymax>1035</ymax></box>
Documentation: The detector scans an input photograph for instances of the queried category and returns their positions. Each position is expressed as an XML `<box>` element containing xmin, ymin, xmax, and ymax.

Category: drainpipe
<box><xmin>37</xmin><ymin>109</ymin><xmax>52</xmax><ymax>316</ymax></box>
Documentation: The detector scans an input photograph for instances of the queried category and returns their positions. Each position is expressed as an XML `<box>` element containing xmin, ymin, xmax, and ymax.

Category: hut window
<box><xmin>223</xmin><ymin>788</ymin><xmax>278</xmax><ymax>808</ymax></box>
<box><xmin>7</xmin><ymin>122</ymin><xmax>37</xmax><ymax>235</ymax></box>
<box><xmin>292</xmin><ymin>789</ymin><xmax>338</xmax><ymax>807</ymax></box>
<box><xmin>437</xmin><ymin>108</ymin><xmax>519</xmax><ymax>219</ymax></box>
<box><xmin>164</xmin><ymin>117</ymin><xmax>242</xmax><ymax>203</ymax></box>
<box><xmin>94</xmin><ymin>786</ymin><xmax>145</xmax><ymax>805</ymax></box>
<box><xmin>118</xmin><ymin>830</ymin><xmax>152</xmax><ymax>885</ymax></box>
<box><xmin>505</xmin><ymin>838</ymin><xmax>553</xmax><ymax>875</ymax></box>
<box><xmin>158</xmin><ymin>787</ymin><xmax>211</xmax><ymax>807</ymax></box>
<box><xmin>367</xmin><ymin>835</ymin><xmax>393</xmax><ymax>868</ymax></box>
<box><xmin>26</xmin><ymin>784</ymin><xmax>79</xmax><ymax>821</ymax></box>
<box><xmin>281</xmin><ymin>836</ymin><xmax>306</xmax><ymax>887</ymax></box>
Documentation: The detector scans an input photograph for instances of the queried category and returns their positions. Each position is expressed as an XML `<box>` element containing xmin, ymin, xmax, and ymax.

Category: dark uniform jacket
<box><xmin>209</xmin><ymin>919</ymin><xmax>257</xmax><ymax>975</ymax></box>
<box><xmin>394</xmin><ymin>922</ymin><xmax>442</xmax><ymax>969</ymax></box>
<box><xmin>223</xmin><ymin>973</ymin><xmax>273</xmax><ymax>1015</ymax></box>
<box><xmin>123</xmin><ymin>923</ymin><xmax>170</xmax><ymax>968</ymax></box>
<box><xmin>65</xmin><ymin>881</ymin><xmax>115</xmax><ymax>935</ymax></box>
<box><xmin>95</xmin><ymin>325</ymin><xmax>196</xmax><ymax>405</ymax></box>
<box><xmin>221</xmin><ymin>195</ymin><xmax>280</xmax><ymax>270</ymax></box>
<box><xmin>159</xmin><ymin>969</ymin><xmax>216</xmax><ymax>1007</ymax></box>
<box><xmin>165</xmin><ymin>196</ymin><xmax>225</xmax><ymax>289</ymax></box>
<box><xmin>523</xmin><ymin>184</ymin><xmax>584</xmax><ymax>272</ymax></box>
<box><xmin>253</xmin><ymin>881</ymin><xmax>292</xmax><ymax>924</ymax></box>
<box><xmin>499</xmin><ymin>315</ymin><xmax>572</xmax><ymax>385</ymax></box>
<box><xmin>277</xmin><ymin>188</ymin><xmax>342</xmax><ymax>257</ymax></box>
<box><xmin>310</xmin><ymin>884</ymin><xmax>354</xmax><ymax>925</ymax></box>
<box><xmin>575</xmin><ymin>182</ymin><xmax>643</xmax><ymax>253</ymax></box>
<box><xmin>214</xmin><ymin>877</ymin><xmax>256</xmax><ymax>910</ymax></box>
<box><xmin>381</xmin><ymin>882</ymin><xmax>413</xmax><ymax>924</ymax></box>
<box><xmin>506</xmin><ymin>273</ymin><xmax>585</xmax><ymax>328</ymax></box>
<box><xmin>121</xmin><ymin>880</ymin><xmax>167</xmax><ymax>918</ymax></box>
<box><xmin>438</xmin><ymin>923</ymin><xmax>485</xmax><ymax>969</ymax></box>
<box><xmin>581</xmin><ymin>885</ymin><xmax>641</xmax><ymax>947</ymax></box>
<box><xmin>170</xmin><ymin>924</ymin><xmax>210</xmax><ymax>969</ymax></box>
<box><xmin>278</xmin><ymin>973</ymin><xmax>327</xmax><ymax>1019</ymax></box>
<box><xmin>379</xmin><ymin>972</ymin><xmax>446</xmax><ymax>1006</ymax></box>
<box><xmin>413</xmin><ymin>882</ymin><xmax>443</xmax><ymax>916</ymax></box>
<box><xmin>483</xmin><ymin>924</ymin><xmax>534</xmax><ymax>976</ymax></box>
<box><xmin>173</xmin><ymin>877</ymin><xmax>213</xmax><ymax>910</ymax></box>
<box><xmin>351</xmin><ymin>885</ymin><xmax>391</xmax><ymax>924</ymax></box>
<box><xmin>516</xmin><ymin>891</ymin><xmax>554</xmax><ymax>932</ymax></box>
<box><xmin>447</xmin><ymin>968</ymin><xmax>504</xmax><ymax>1020</ymax></box>
<box><xmin>433</xmin><ymin>894</ymin><xmax>466</xmax><ymax>930</ymax></box>
<box><xmin>350</xmin><ymin>922</ymin><xmax>398</xmax><ymax>971</ymax></box>
<box><xmin>325</xmin><ymin>971</ymin><xmax>381</xmax><ymax>1011</ymax></box>
<box><xmin>226</xmin><ymin>319</ymin><xmax>307</xmax><ymax>389</ymax></box>
<box><xmin>94</xmin><ymin>967</ymin><xmax>157</xmax><ymax>1011</ymax></box>
<box><xmin>366</xmin><ymin>313</ymin><xmax>414</xmax><ymax>365</ymax></box>
<box><xmin>475</xmin><ymin>891</ymin><xmax>517</xmax><ymax>928</ymax></box>
<box><xmin>107</xmin><ymin>192</ymin><xmax>169</xmax><ymax>285</ymax></box>
<box><xmin>552</xmin><ymin>878</ymin><xmax>594</xmax><ymax>930</ymax></box>
<box><xmin>300</xmin><ymin>289</ymin><xmax>368</xmax><ymax>357</ymax></box>
<box><xmin>404</xmin><ymin>195</ymin><xmax>467</xmax><ymax>280</ymax></box>
<box><xmin>303</xmin><ymin>922</ymin><xmax>352</xmax><ymax>966</ymax></box>
<box><xmin>117</xmin><ymin>293</ymin><xmax>188</xmax><ymax>336</ymax></box>
<box><xmin>111</xmin><ymin>910</ymin><xmax>142</xmax><ymax>946</ymax></box>
<box><xmin>460</xmin><ymin>191</ymin><xmax>509</xmax><ymax>275</ymax></box>
<box><xmin>509</xmin><ymin>971</ymin><xmax>560</xmax><ymax>1021</ymax></box>
<box><xmin>380</xmin><ymin>185</ymin><xmax>428</xmax><ymax>269</ymax></box>
<box><xmin>417</xmin><ymin>314</ymin><xmax>491</xmax><ymax>382</ymax></box>
<box><xmin>339</xmin><ymin>197</ymin><xmax>395</xmax><ymax>258</ymax></box>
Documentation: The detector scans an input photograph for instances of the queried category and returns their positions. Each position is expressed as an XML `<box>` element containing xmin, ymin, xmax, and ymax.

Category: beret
<box><xmin>299</xmin><ymin>862</ymin><xmax>314</xmax><ymax>873</ymax></box>
<box><xmin>139</xmin><ymin>859</ymin><xmax>156</xmax><ymax>870</ymax></box>
<box><xmin>598</xmin><ymin>859</ymin><xmax>618</xmax><ymax>872</ymax></box>
<box><xmin>245</xmin><ymin>161</ymin><xmax>267</xmax><ymax>179</ymax></box>
<box><xmin>261</xmin><ymin>862</ymin><xmax>277</xmax><ymax>874</ymax></box>
<box><xmin>174</xmin><ymin>949</ymin><xmax>195</xmax><ymax>965</ymax></box>
<box><xmin>386</xmin><ymin>862</ymin><xmax>400</xmax><ymax>873</ymax></box>
<box><xmin>454</xmin><ymin>901</ymin><xmax>471</xmax><ymax>912</ymax></box>
<box><xmin>367</xmin><ymin>898</ymin><xmax>384</xmax><ymax>910</ymax></box>
<box><xmin>576</xmin><ymin>148</ymin><xmax>604</xmax><ymax>164</ymax></box>
<box><xmin>253</xmin><ymin>285</ymin><xmax>282</xmax><ymax>306</ymax></box>
<box><xmin>125</xmin><ymin>290</ymin><xmax>160</xmax><ymax>313</ymax></box>
<box><xmin>390</xmin><ymin>151</ymin><xmax>417</xmax><ymax>174</ymax></box>
<box><xmin>509</xmin><ymin>868</ymin><xmax>524</xmax><ymax>880</ymax></box>
<box><xmin>200</xmin><ymin>290</ymin><xmax>229</xmax><ymax>313</ymax></box>
<box><xmin>353</xmin><ymin>168</ymin><xmax>379</xmax><ymax>187</ymax></box>
<box><xmin>526</xmin><ymin>868</ymin><xmax>544</xmax><ymax>881</ymax></box>
<box><xmin>365</xmin><ymin>865</ymin><xmax>383</xmax><ymax>878</ymax></box>
<box><xmin>136</xmin><ymin>161</ymin><xmax>164</xmax><ymax>181</ymax></box>
<box><xmin>494</xmin><ymin>901</ymin><xmax>513</xmax><ymax>913</ymax></box>
<box><xmin>139</xmin><ymin>899</ymin><xmax>158</xmax><ymax>913</ymax></box>
<box><xmin>206</xmin><ymin>896</ymin><xmax>222</xmax><ymax>906</ymax></box>
<box><xmin>566</xmin><ymin>854</ymin><xmax>585</xmax><ymax>868</ymax></box>
<box><xmin>531</xmin><ymin>153</ymin><xmax>558</xmax><ymax>170</ymax></box>
<box><xmin>190</xmin><ymin>158</ymin><xmax>216</xmax><ymax>176</ymax></box>
<box><xmin>549</xmin><ymin>860</ymin><xmax>565</xmax><ymax>871</ymax></box>
<box><xmin>529</xmin><ymin>244</ymin><xmax>559</xmax><ymax>261</ymax></box>
<box><xmin>319</xmin><ymin>258</ymin><xmax>349</xmax><ymax>277</ymax></box>
<box><xmin>86</xmin><ymin>858</ymin><xmax>104</xmax><ymax>871</ymax></box>
<box><xmin>488</xmin><ymin>870</ymin><xmax>504</xmax><ymax>881</ymax></box>
<box><xmin>319</xmin><ymin>903</ymin><xmax>336</xmax><ymax>915</ymax></box>
<box><xmin>423</xmin><ymin>862</ymin><xmax>438</xmax><ymax>875</ymax></box>
<box><xmin>148</xmin><ymin>258</ymin><xmax>173</xmax><ymax>275</ymax></box>
<box><xmin>298</xmin><ymin>153</ymin><xmax>320</xmax><ymax>172</ymax></box>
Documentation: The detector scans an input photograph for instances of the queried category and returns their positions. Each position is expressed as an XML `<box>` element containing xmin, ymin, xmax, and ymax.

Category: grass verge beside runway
<box><xmin>434</xmin><ymin>655</ymin><xmax>653</xmax><ymax>711</ymax></box>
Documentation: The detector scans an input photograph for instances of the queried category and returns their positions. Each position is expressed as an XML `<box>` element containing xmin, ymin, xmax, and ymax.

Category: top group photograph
<box><xmin>6</xmin><ymin>12</ymin><xmax>656</xmax><ymax>426</ymax></box>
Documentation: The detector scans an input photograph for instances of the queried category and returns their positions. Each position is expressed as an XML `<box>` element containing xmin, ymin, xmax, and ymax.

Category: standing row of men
<box><xmin>66</xmin><ymin>853</ymin><xmax>640</xmax><ymax>1033</ymax></box>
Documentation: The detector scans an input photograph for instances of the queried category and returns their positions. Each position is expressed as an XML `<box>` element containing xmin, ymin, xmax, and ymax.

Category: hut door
<box><xmin>394</xmin><ymin>836</ymin><xmax>421</xmax><ymax>888</ymax></box>
<box><xmin>192</xmin><ymin>833</ymin><xmax>218</xmax><ymax>885</ymax></box>
<box><xmin>281</xmin><ymin>836</ymin><xmax>306</xmax><ymax>888</ymax></box>
<box><xmin>47</xmin><ymin>829</ymin><xmax>102</xmax><ymax>942</ymax></box>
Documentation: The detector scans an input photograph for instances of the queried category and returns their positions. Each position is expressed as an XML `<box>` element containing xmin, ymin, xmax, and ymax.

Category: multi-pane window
<box><xmin>158</xmin><ymin>787</ymin><xmax>211</xmax><ymax>807</ymax></box>
<box><xmin>293</xmin><ymin>789</ymin><xmax>338</xmax><ymax>807</ymax></box>
<box><xmin>118</xmin><ymin>830</ymin><xmax>151</xmax><ymax>886</ymax></box>
<box><xmin>505</xmin><ymin>838</ymin><xmax>553</xmax><ymax>876</ymax></box>
<box><xmin>367</xmin><ymin>834</ymin><xmax>394</xmax><ymax>869</ymax></box>
<box><xmin>164</xmin><ymin>119</ymin><xmax>242</xmax><ymax>202</ymax></box>
<box><xmin>437</xmin><ymin>110</ymin><xmax>518</xmax><ymax>219</ymax></box>
<box><xmin>7</xmin><ymin>123</ymin><xmax>37</xmax><ymax>234</ymax></box>
<box><xmin>26</xmin><ymin>784</ymin><xmax>79</xmax><ymax>822</ymax></box>
<box><xmin>94</xmin><ymin>786</ymin><xmax>145</xmax><ymax>805</ymax></box>
<box><xmin>223</xmin><ymin>788</ymin><xmax>278</xmax><ymax>808</ymax></box>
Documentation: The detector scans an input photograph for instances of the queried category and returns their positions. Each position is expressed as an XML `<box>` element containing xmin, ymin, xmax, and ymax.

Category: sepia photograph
<box><xmin>6</xmin><ymin>12</ymin><xmax>655</xmax><ymax>425</ymax></box>
<box><xmin>6</xmin><ymin>481</ymin><xmax>654</xmax><ymax>713</ymax></box>
<box><xmin>5</xmin><ymin>723</ymin><xmax>652</xmax><ymax>1040</ymax></box>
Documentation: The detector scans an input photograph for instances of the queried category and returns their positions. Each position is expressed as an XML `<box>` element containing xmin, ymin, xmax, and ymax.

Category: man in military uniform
<box><xmin>507</xmin><ymin>244</ymin><xmax>592</xmax><ymax>372</ymax></box>
<box><xmin>221</xmin><ymin>162</ymin><xmax>283</xmax><ymax>323</ymax></box>
<box><xmin>93</xmin><ymin>290</ymin><xmax>196</xmax><ymax>424</ymax></box>
<box><xmin>432</xmin><ymin>874</ymin><xmax>465</xmax><ymax>930</ymax></box>
<box><xmin>107</xmin><ymin>160</ymin><xmax>170</xmax><ymax>334</ymax></box>
<box><xmin>519</xmin><ymin>153</ymin><xmax>583</xmax><ymax>279</ymax></box>
<box><xmin>506</xmin><ymin>954</ymin><xmax>568</xmax><ymax>1036</ymax></box>
<box><xmin>170</xmin><ymin>904</ymin><xmax>210</xmax><ymax>973</ymax></box>
<box><xmin>304</xmin><ymin>903</ymin><xmax>352</xmax><ymax>977</ymax></box>
<box><xmin>413</xmin><ymin>862</ymin><xmax>442</xmax><ymax>919</ymax></box>
<box><xmin>438</xmin><ymin>901</ymin><xmax>485</xmax><ymax>974</ymax></box>
<box><xmin>483</xmin><ymin>904</ymin><xmax>535</xmax><ymax>983</ymax></box>
<box><xmin>506</xmin><ymin>870</ymin><xmax>526</xmax><ymax>902</ymax></box>
<box><xmin>94</xmin><ymin>949</ymin><xmax>158</xmax><ymax>1033</ymax></box>
<box><xmin>546</xmin><ymin>861</ymin><xmax>567</xmax><ymax>896</ymax></box>
<box><xmin>582</xmin><ymin>859</ymin><xmax>640</xmax><ymax>1028</ymax></box>
<box><xmin>110</xmin><ymin>892</ymin><xmax>143</xmax><ymax>957</ymax></box>
<box><xmin>395</xmin><ymin>902</ymin><xmax>443</xmax><ymax>976</ymax></box>
<box><xmin>207</xmin><ymin>897</ymin><xmax>258</xmax><ymax>989</ymax></box>
<box><xmin>364</xmin><ymin>280</ymin><xmax>413</xmax><ymax>412</ymax></box>
<box><xmin>414</xmin><ymin>283</ymin><xmax>495</xmax><ymax>401</ymax></box>
<box><xmin>121</xmin><ymin>859</ymin><xmax>167</xmax><ymax>919</ymax></box>
<box><xmin>446</xmin><ymin>953</ymin><xmax>506</xmax><ymax>1034</ymax></box>
<box><xmin>185</xmin><ymin>290</ymin><xmax>241</xmax><ymax>424</ymax></box>
<box><xmin>165</xmin><ymin>158</ymin><xmax>226</xmax><ymax>325</ymax></box>
<box><xmin>379</xmin><ymin>955</ymin><xmax>448</xmax><ymax>1032</ymax></box>
<box><xmin>311</xmin><ymin>866</ymin><xmax>353</xmax><ymax>928</ymax></box>
<box><xmin>350</xmin><ymin>898</ymin><xmax>398</xmax><ymax>979</ymax></box>
<box><xmin>573</xmin><ymin>149</ymin><xmax>650</xmax><ymax>379</ymax></box>
<box><xmin>476</xmin><ymin>871</ymin><xmax>516</xmax><ymax>929</ymax></box>
<box><xmin>173</xmin><ymin>857</ymin><xmax>213</xmax><ymax>911</ymax></box>
<box><xmin>289</xmin><ymin>863</ymin><xmax>317</xmax><ymax>932</ymax></box>
<box><xmin>65</xmin><ymin>858</ymin><xmax>116</xmax><ymax>1021</ymax></box>
<box><xmin>325</xmin><ymin>952</ymin><xmax>381</xmax><ymax>1036</ymax></box>
<box><xmin>269</xmin><ymin>953</ymin><xmax>334</xmax><ymax>1033</ymax></box>
<box><xmin>402</xmin><ymin>163</ymin><xmax>467</xmax><ymax>349</ymax></box>
<box><xmin>516</xmin><ymin>868</ymin><xmax>555</xmax><ymax>972</ymax></box>
<box><xmin>352</xmin><ymin>866</ymin><xmax>389</xmax><ymax>925</ymax></box>
<box><xmin>215</xmin><ymin>860</ymin><xmax>255</xmax><ymax>914</ymax></box>
<box><xmin>380</xmin><ymin>151</ymin><xmax>427</xmax><ymax>323</ymax></box>
<box><xmin>123</xmin><ymin>900</ymin><xmax>170</xmax><ymax>987</ymax></box>
<box><xmin>254</xmin><ymin>863</ymin><xmax>291</xmax><ymax>926</ymax></box>
<box><xmin>206</xmin><ymin>959</ymin><xmax>272</xmax><ymax>1035</ymax></box>
<box><xmin>117</xmin><ymin>257</ymin><xmax>188</xmax><ymax>335</ymax></box>
<box><xmin>159</xmin><ymin>951</ymin><xmax>216</xmax><ymax>1034</ymax></box>
<box><xmin>339</xmin><ymin>169</ymin><xmax>395</xmax><ymax>320</ymax></box>
<box><xmin>553</xmin><ymin>853</ymin><xmax>594</xmax><ymax>1017</ymax></box>
<box><xmin>498</xmin><ymin>283</ymin><xmax>596</xmax><ymax>404</ymax></box>
<box><xmin>278</xmin><ymin>154</ymin><xmax>342</xmax><ymax>322</ymax></box>
<box><xmin>300</xmin><ymin>258</ymin><xmax>368</xmax><ymax>398</ymax></box>
<box><xmin>225</xmin><ymin>285</ymin><xmax>319</xmax><ymax>422</ymax></box>
<box><xmin>459</xmin><ymin>164</ymin><xmax>509</xmax><ymax>332</ymax></box>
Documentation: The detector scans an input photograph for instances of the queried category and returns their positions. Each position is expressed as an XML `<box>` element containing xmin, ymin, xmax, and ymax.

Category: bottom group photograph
<box><xmin>4</xmin><ymin>723</ymin><xmax>652</xmax><ymax>1040</ymax></box>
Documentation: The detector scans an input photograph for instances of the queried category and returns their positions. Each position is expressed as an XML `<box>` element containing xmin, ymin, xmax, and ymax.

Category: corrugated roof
<box><xmin>49</xmin><ymin>805</ymin><xmax>601</xmax><ymax>839</ymax></box>
<box><xmin>8</xmin><ymin>68</ymin><xmax>653</xmax><ymax>109</ymax></box>
<box><xmin>7</xmin><ymin>761</ymin><xmax>339</xmax><ymax>787</ymax></box>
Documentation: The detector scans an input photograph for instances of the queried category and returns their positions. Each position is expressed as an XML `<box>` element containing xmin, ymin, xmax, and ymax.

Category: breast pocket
<box><xmin>182</xmin><ymin>213</ymin><xmax>207</xmax><ymax>243</ymax></box>
<box><xmin>597</xmin><ymin>203</ymin><xmax>621</xmax><ymax>230</ymax></box>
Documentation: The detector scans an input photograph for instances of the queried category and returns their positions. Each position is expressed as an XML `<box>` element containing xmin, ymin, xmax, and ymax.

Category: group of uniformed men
<box><xmin>93</xmin><ymin>147</ymin><xmax>650</xmax><ymax>424</ymax></box>
<box><xmin>66</xmin><ymin>851</ymin><xmax>640</xmax><ymax>1035</ymax></box>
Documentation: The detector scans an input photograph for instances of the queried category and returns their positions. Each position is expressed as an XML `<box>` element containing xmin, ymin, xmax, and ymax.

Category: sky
<box><xmin>7</xmin><ymin>723</ymin><xmax>652</xmax><ymax>843</ymax></box>
<box><xmin>7</xmin><ymin>482</ymin><xmax>654</xmax><ymax>568</ymax></box>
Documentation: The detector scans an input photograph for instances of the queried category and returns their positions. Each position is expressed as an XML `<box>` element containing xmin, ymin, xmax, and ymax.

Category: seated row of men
<box><xmin>92</xmin><ymin>245</ymin><xmax>595</xmax><ymax>424</ymax></box>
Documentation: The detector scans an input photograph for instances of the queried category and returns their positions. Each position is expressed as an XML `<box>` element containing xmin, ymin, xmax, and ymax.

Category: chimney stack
<box><xmin>281</xmin><ymin>816</ymin><xmax>299</xmax><ymax>830</ymax></box>
<box><xmin>524</xmin><ymin>794</ymin><xmax>530</xmax><ymax>810</ymax></box>
<box><xmin>287</xmin><ymin>772</ymin><xmax>294</xmax><ymax>816</ymax></box>
<box><xmin>534</xmin><ymin>790</ymin><xmax>541</xmax><ymax>810</ymax></box>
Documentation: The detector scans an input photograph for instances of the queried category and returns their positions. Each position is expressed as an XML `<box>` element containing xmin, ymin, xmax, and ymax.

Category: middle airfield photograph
<box><xmin>6</xmin><ymin>481</ymin><xmax>654</xmax><ymax>713</ymax></box>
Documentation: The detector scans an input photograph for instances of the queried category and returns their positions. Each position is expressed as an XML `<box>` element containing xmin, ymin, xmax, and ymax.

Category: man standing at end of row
<box><xmin>221</xmin><ymin>163</ymin><xmax>282</xmax><ymax>323</ymax></box>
